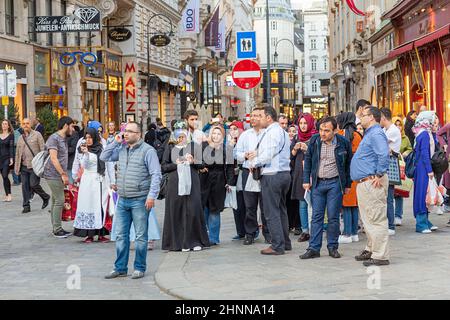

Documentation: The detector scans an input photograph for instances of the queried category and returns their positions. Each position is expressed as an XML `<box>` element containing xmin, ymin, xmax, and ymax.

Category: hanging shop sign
<box><xmin>150</xmin><ymin>34</ymin><xmax>171</xmax><ymax>47</ymax></box>
<box><xmin>60</xmin><ymin>51</ymin><xmax>97</xmax><ymax>67</ymax></box>
<box><xmin>108</xmin><ymin>27</ymin><xmax>132</xmax><ymax>42</ymax></box>
<box><xmin>123</xmin><ymin>58</ymin><xmax>137</xmax><ymax>113</ymax></box>
<box><xmin>33</xmin><ymin>7</ymin><xmax>101</xmax><ymax>33</ymax></box>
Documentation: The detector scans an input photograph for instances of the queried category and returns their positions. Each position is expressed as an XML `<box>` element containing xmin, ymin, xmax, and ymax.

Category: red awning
<box><xmin>388</xmin><ymin>42</ymin><xmax>414</xmax><ymax>59</ymax></box>
<box><xmin>414</xmin><ymin>24</ymin><xmax>450</xmax><ymax>48</ymax></box>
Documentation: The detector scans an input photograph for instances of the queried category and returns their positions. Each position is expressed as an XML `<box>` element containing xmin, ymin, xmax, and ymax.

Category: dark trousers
<box><xmin>232</xmin><ymin>191</ymin><xmax>246</xmax><ymax>237</ymax></box>
<box><xmin>0</xmin><ymin>158</ymin><xmax>11</xmax><ymax>195</ymax></box>
<box><xmin>21</xmin><ymin>166</ymin><xmax>49</xmax><ymax>208</ymax></box>
<box><xmin>286</xmin><ymin>185</ymin><xmax>300</xmax><ymax>229</ymax></box>
<box><xmin>309</xmin><ymin>177</ymin><xmax>343</xmax><ymax>252</ymax></box>
<box><xmin>261</xmin><ymin>171</ymin><xmax>292</xmax><ymax>252</ymax></box>
<box><xmin>242</xmin><ymin>169</ymin><xmax>270</xmax><ymax>240</ymax></box>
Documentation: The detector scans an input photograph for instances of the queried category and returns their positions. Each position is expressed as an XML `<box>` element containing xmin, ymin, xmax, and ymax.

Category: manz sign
<box><xmin>123</xmin><ymin>59</ymin><xmax>137</xmax><ymax>113</ymax></box>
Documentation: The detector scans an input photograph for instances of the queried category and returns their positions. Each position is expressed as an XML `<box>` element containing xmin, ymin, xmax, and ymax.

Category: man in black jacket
<box><xmin>300</xmin><ymin>116</ymin><xmax>352</xmax><ymax>260</ymax></box>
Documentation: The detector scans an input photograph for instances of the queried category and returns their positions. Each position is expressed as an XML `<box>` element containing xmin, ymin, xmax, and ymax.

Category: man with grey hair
<box><xmin>101</xmin><ymin>121</ymin><xmax>162</xmax><ymax>280</ymax></box>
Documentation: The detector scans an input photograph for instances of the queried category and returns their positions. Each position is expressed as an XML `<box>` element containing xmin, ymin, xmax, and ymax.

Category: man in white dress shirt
<box><xmin>248</xmin><ymin>106</ymin><xmax>291</xmax><ymax>255</ymax></box>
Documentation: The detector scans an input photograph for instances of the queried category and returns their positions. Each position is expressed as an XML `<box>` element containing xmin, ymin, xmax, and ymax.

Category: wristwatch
<box><xmin>376</xmin><ymin>173</ymin><xmax>384</xmax><ymax>178</ymax></box>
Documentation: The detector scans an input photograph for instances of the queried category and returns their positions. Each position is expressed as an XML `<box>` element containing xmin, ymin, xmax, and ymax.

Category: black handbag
<box><xmin>157</xmin><ymin>173</ymin><xmax>168</xmax><ymax>200</ymax></box>
<box><xmin>431</xmin><ymin>149</ymin><xmax>449</xmax><ymax>176</ymax></box>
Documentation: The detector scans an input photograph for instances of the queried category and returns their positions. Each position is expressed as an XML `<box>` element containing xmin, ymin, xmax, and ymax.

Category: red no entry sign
<box><xmin>232</xmin><ymin>59</ymin><xmax>261</xmax><ymax>90</ymax></box>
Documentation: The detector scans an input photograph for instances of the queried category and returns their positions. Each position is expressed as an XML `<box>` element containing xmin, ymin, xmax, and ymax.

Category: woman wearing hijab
<box><xmin>200</xmin><ymin>125</ymin><xmax>235</xmax><ymax>245</ymax></box>
<box><xmin>161</xmin><ymin>122</ymin><xmax>210</xmax><ymax>251</ymax></box>
<box><xmin>73</xmin><ymin>128</ymin><xmax>111</xmax><ymax>242</ymax></box>
<box><xmin>293</xmin><ymin>113</ymin><xmax>317</xmax><ymax>242</ymax></box>
<box><xmin>336</xmin><ymin>112</ymin><xmax>362</xmax><ymax>244</ymax></box>
<box><xmin>405</xmin><ymin>110</ymin><xmax>417</xmax><ymax>146</ymax></box>
<box><xmin>413</xmin><ymin>111</ymin><xmax>439</xmax><ymax>234</ymax></box>
<box><xmin>228</xmin><ymin>121</ymin><xmax>247</xmax><ymax>240</ymax></box>
<box><xmin>436</xmin><ymin>122</ymin><xmax>450</xmax><ymax>221</ymax></box>
<box><xmin>287</xmin><ymin>125</ymin><xmax>301</xmax><ymax>234</ymax></box>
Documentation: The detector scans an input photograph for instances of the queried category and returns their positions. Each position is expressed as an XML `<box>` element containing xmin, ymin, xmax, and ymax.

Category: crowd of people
<box><xmin>4</xmin><ymin>99</ymin><xmax>450</xmax><ymax>279</ymax></box>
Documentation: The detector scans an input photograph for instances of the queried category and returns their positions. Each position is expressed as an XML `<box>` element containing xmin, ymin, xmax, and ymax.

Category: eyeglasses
<box><xmin>124</xmin><ymin>130</ymin><xmax>139</xmax><ymax>134</ymax></box>
<box><xmin>361</xmin><ymin>113</ymin><xmax>372</xmax><ymax>118</ymax></box>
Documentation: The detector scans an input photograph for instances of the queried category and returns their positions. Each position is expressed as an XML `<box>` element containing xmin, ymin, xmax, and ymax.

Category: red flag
<box><xmin>346</xmin><ymin>0</ymin><xmax>366</xmax><ymax>16</ymax></box>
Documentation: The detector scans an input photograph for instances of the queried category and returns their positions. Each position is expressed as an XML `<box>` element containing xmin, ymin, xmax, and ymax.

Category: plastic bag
<box><xmin>245</xmin><ymin>171</ymin><xmax>261</xmax><ymax>192</ymax></box>
<box><xmin>236</xmin><ymin>170</ymin><xmax>243</xmax><ymax>192</ymax></box>
<box><xmin>224</xmin><ymin>186</ymin><xmax>238</xmax><ymax>210</ymax></box>
<box><xmin>108</xmin><ymin>189</ymin><xmax>119</xmax><ymax>217</ymax></box>
<box><xmin>177</xmin><ymin>163</ymin><xmax>192</xmax><ymax>196</ymax></box>
<box><xmin>426</xmin><ymin>178</ymin><xmax>445</xmax><ymax>207</ymax></box>
<box><xmin>394</xmin><ymin>159</ymin><xmax>413</xmax><ymax>197</ymax></box>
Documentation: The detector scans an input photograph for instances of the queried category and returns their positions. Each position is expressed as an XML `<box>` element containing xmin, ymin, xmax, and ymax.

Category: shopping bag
<box><xmin>177</xmin><ymin>163</ymin><xmax>192</xmax><ymax>196</ymax></box>
<box><xmin>394</xmin><ymin>158</ymin><xmax>413</xmax><ymax>198</ymax></box>
<box><xmin>426</xmin><ymin>178</ymin><xmax>445</xmax><ymax>207</ymax></box>
<box><xmin>236</xmin><ymin>170</ymin><xmax>243</xmax><ymax>192</ymax></box>
<box><xmin>224</xmin><ymin>186</ymin><xmax>238</xmax><ymax>210</ymax></box>
<box><xmin>304</xmin><ymin>189</ymin><xmax>312</xmax><ymax>208</ymax></box>
<box><xmin>107</xmin><ymin>189</ymin><xmax>119</xmax><ymax>217</ymax></box>
<box><xmin>62</xmin><ymin>184</ymin><xmax>78</xmax><ymax>221</ymax></box>
<box><xmin>387</xmin><ymin>154</ymin><xmax>401</xmax><ymax>185</ymax></box>
<box><xmin>245</xmin><ymin>171</ymin><xmax>261</xmax><ymax>192</ymax></box>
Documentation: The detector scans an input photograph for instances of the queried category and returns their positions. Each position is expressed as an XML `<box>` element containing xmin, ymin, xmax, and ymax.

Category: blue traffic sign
<box><xmin>236</xmin><ymin>31</ymin><xmax>256</xmax><ymax>60</ymax></box>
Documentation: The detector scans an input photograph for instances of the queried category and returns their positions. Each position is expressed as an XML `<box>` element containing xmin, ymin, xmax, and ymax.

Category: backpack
<box><xmin>405</xmin><ymin>150</ymin><xmax>416</xmax><ymax>179</ymax></box>
<box><xmin>32</xmin><ymin>150</ymin><xmax>50</xmax><ymax>178</ymax></box>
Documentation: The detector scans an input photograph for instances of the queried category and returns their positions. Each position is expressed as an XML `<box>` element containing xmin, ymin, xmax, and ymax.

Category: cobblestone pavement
<box><xmin>2</xmin><ymin>182</ymin><xmax>450</xmax><ymax>300</ymax></box>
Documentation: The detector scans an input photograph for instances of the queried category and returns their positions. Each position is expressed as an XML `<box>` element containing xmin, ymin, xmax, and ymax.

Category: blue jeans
<box><xmin>299</xmin><ymin>200</ymin><xmax>309</xmax><ymax>233</ymax></box>
<box><xmin>309</xmin><ymin>178</ymin><xmax>343</xmax><ymax>252</ymax></box>
<box><xmin>394</xmin><ymin>196</ymin><xmax>403</xmax><ymax>219</ymax></box>
<box><xmin>416</xmin><ymin>213</ymin><xmax>434</xmax><ymax>232</ymax></box>
<box><xmin>387</xmin><ymin>185</ymin><xmax>395</xmax><ymax>230</ymax></box>
<box><xmin>204</xmin><ymin>207</ymin><xmax>221</xmax><ymax>244</ymax></box>
<box><xmin>342</xmin><ymin>207</ymin><xmax>358</xmax><ymax>236</ymax></box>
<box><xmin>114</xmin><ymin>196</ymin><xmax>149</xmax><ymax>273</ymax></box>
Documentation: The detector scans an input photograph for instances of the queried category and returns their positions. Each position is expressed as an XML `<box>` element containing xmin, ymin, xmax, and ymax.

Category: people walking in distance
<box><xmin>336</xmin><ymin>112</ymin><xmax>362</xmax><ymax>244</ymax></box>
<box><xmin>392</xmin><ymin>117</ymin><xmax>413</xmax><ymax>226</ymax></box>
<box><xmin>161</xmin><ymin>123</ymin><xmax>209</xmax><ymax>251</ymax></box>
<box><xmin>33</xmin><ymin>118</ymin><xmax>45</xmax><ymax>137</ymax></box>
<box><xmin>436</xmin><ymin>121</ymin><xmax>450</xmax><ymax>218</ymax></box>
<box><xmin>350</xmin><ymin>106</ymin><xmax>390</xmax><ymax>266</ymax></box>
<box><xmin>380</xmin><ymin>107</ymin><xmax>402</xmax><ymax>236</ymax></box>
<box><xmin>200</xmin><ymin>126</ymin><xmax>235</xmax><ymax>246</ymax></box>
<box><xmin>287</xmin><ymin>124</ymin><xmax>301</xmax><ymax>235</ymax></box>
<box><xmin>235</xmin><ymin>108</ymin><xmax>270</xmax><ymax>245</ymax></box>
<box><xmin>248</xmin><ymin>106</ymin><xmax>291</xmax><ymax>255</ymax></box>
<box><xmin>73</xmin><ymin>128</ymin><xmax>114</xmax><ymax>243</ymax></box>
<box><xmin>412</xmin><ymin>111</ymin><xmax>439</xmax><ymax>234</ymax></box>
<box><xmin>105</xmin><ymin>122</ymin><xmax>119</xmax><ymax>145</ymax></box>
<box><xmin>101</xmin><ymin>122</ymin><xmax>161</xmax><ymax>280</ymax></box>
<box><xmin>0</xmin><ymin>120</ymin><xmax>14</xmax><ymax>202</ymax></box>
<box><xmin>405</xmin><ymin>111</ymin><xmax>417</xmax><ymax>147</ymax></box>
<box><xmin>295</xmin><ymin>113</ymin><xmax>317</xmax><ymax>242</ymax></box>
<box><xmin>300</xmin><ymin>116</ymin><xmax>352</xmax><ymax>260</ymax></box>
<box><xmin>14</xmin><ymin>118</ymin><xmax>50</xmax><ymax>214</ymax></box>
<box><xmin>44</xmin><ymin>117</ymin><xmax>75</xmax><ymax>238</ymax></box>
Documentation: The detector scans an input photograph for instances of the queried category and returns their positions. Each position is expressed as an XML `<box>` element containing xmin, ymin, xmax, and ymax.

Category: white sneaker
<box><xmin>388</xmin><ymin>229</ymin><xmax>396</xmax><ymax>236</ymax></box>
<box><xmin>338</xmin><ymin>235</ymin><xmax>352</xmax><ymax>244</ymax></box>
<box><xmin>182</xmin><ymin>248</ymin><xmax>190</xmax><ymax>252</ymax></box>
<box><xmin>430</xmin><ymin>226</ymin><xmax>438</xmax><ymax>231</ymax></box>
<box><xmin>421</xmin><ymin>229</ymin><xmax>432</xmax><ymax>234</ymax></box>
<box><xmin>193</xmin><ymin>246</ymin><xmax>202</xmax><ymax>251</ymax></box>
<box><xmin>431</xmin><ymin>206</ymin><xmax>444</xmax><ymax>215</ymax></box>
<box><xmin>351</xmin><ymin>235</ymin><xmax>359</xmax><ymax>242</ymax></box>
<box><xmin>394</xmin><ymin>217</ymin><xmax>402</xmax><ymax>226</ymax></box>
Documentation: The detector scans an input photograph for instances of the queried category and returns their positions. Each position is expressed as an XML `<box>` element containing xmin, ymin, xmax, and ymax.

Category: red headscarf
<box><xmin>297</xmin><ymin>113</ymin><xmax>317</xmax><ymax>142</ymax></box>
<box><xmin>230</xmin><ymin>121</ymin><xmax>244</xmax><ymax>131</ymax></box>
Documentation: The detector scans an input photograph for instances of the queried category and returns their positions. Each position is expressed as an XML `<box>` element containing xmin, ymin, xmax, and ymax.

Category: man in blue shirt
<box><xmin>350</xmin><ymin>106</ymin><xmax>390</xmax><ymax>267</ymax></box>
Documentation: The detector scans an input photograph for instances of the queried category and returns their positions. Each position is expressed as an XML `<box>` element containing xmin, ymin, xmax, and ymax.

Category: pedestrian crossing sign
<box><xmin>236</xmin><ymin>31</ymin><xmax>256</xmax><ymax>60</ymax></box>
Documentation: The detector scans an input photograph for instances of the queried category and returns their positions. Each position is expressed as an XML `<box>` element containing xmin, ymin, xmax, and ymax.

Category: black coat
<box><xmin>290</xmin><ymin>137</ymin><xmax>306</xmax><ymax>201</ymax></box>
<box><xmin>67</xmin><ymin>130</ymin><xmax>79</xmax><ymax>170</ymax></box>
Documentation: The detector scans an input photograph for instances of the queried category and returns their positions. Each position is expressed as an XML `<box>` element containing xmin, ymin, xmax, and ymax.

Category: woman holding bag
<box><xmin>413</xmin><ymin>111</ymin><xmax>439</xmax><ymax>234</ymax></box>
<box><xmin>200</xmin><ymin>126</ymin><xmax>235</xmax><ymax>245</ymax></box>
<box><xmin>161</xmin><ymin>123</ymin><xmax>209</xmax><ymax>251</ymax></box>
<box><xmin>436</xmin><ymin>122</ymin><xmax>450</xmax><ymax>219</ymax></box>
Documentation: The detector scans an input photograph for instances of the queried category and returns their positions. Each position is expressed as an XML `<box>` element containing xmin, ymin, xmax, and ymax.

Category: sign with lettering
<box><xmin>123</xmin><ymin>58</ymin><xmax>137</xmax><ymax>114</ymax></box>
<box><xmin>108</xmin><ymin>27</ymin><xmax>132</xmax><ymax>42</ymax></box>
<box><xmin>150</xmin><ymin>34</ymin><xmax>171</xmax><ymax>47</ymax></box>
<box><xmin>33</xmin><ymin>7</ymin><xmax>101</xmax><ymax>33</ymax></box>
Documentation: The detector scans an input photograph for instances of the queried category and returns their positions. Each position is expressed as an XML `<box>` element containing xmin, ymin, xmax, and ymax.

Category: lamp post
<box><xmin>265</xmin><ymin>0</ymin><xmax>272</xmax><ymax>106</ymax></box>
<box><xmin>273</xmin><ymin>38</ymin><xmax>296</xmax><ymax>116</ymax></box>
<box><xmin>146</xmin><ymin>13</ymin><xmax>174</xmax><ymax>125</ymax></box>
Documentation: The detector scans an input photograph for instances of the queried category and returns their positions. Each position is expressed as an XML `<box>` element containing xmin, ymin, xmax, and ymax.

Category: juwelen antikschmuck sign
<box><xmin>33</xmin><ymin>7</ymin><xmax>101</xmax><ymax>33</ymax></box>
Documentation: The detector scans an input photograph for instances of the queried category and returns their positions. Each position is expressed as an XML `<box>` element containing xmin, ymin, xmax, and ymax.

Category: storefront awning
<box><xmin>375</xmin><ymin>59</ymin><xmax>398</xmax><ymax>76</ymax></box>
<box><xmin>414</xmin><ymin>24</ymin><xmax>450</xmax><ymax>48</ymax></box>
<box><xmin>157</xmin><ymin>75</ymin><xmax>169</xmax><ymax>83</ymax></box>
<box><xmin>388</xmin><ymin>42</ymin><xmax>414</xmax><ymax>59</ymax></box>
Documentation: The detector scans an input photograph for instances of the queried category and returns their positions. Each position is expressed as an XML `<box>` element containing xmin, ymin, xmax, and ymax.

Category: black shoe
<box><xmin>355</xmin><ymin>250</ymin><xmax>372</xmax><ymax>261</ymax></box>
<box><xmin>53</xmin><ymin>229</ymin><xmax>72</xmax><ymax>238</ymax></box>
<box><xmin>363</xmin><ymin>258</ymin><xmax>390</xmax><ymax>267</ymax></box>
<box><xmin>294</xmin><ymin>228</ymin><xmax>301</xmax><ymax>236</ymax></box>
<box><xmin>42</xmin><ymin>198</ymin><xmax>50</xmax><ymax>210</ymax></box>
<box><xmin>297</xmin><ymin>232</ymin><xmax>310</xmax><ymax>242</ymax></box>
<box><xmin>299</xmin><ymin>249</ymin><xmax>320</xmax><ymax>260</ymax></box>
<box><xmin>243</xmin><ymin>235</ymin><xmax>254</xmax><ymax>245</ymax></box>
<box><xmin>22</xmin><ymin>207</ymin><xmax>30</xmax><ymax>214</ymax></box>
<box><xmin>328</xmin><ymin>248</ymin><xmax>341</xmax><ymax>258</ymax></box>
<box><xmin>285</xmin><ymin>246</ymin><xmax>292</xmax><ymax>251</ymax></box>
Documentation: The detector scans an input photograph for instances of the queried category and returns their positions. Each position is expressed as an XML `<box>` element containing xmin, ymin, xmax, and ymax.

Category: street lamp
<box><xmin>273</xmin><ymin>38</ymin><xmax>297</xmax><ymax>116</ymax></box>
<box><xmin>146</xmin><ymin>13</ymin><xmax>174</xmax><ymax>125</ymax></box>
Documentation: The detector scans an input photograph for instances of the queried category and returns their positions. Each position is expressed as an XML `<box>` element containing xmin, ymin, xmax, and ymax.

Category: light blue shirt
<box><xmin>254</xmin><ymin>122</ymin><xmax>291</xmax><ymax>175</ymax></box>
<box><xmin>234</xmin><ymin>128</ymin><xmax>265</xmax><ymax>169</ymax></box>
<box><xmin>350</xmin><ymin>124</ymin><xmax>390</xmax><ymax>181</ymax></box>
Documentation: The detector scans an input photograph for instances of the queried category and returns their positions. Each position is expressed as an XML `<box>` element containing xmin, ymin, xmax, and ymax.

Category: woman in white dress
<box><xmin>73</xmin><ymin>128</ymin><xmax>111</xmax><ymax>243</ymax></box>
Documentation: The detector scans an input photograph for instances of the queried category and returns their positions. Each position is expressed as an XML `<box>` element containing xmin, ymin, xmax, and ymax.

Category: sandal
<box><xmin>83</xmin><ymin>237</ymin><xmax>94</xmax><ymax>243</ymax></box>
